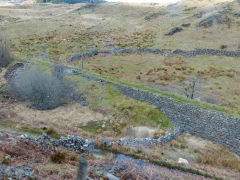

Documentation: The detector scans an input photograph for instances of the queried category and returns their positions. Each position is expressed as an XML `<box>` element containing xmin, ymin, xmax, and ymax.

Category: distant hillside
<box><xmin>38</xmin><ymin>0</ymin><xmax>105</xmax><ymax>4</ymax></box>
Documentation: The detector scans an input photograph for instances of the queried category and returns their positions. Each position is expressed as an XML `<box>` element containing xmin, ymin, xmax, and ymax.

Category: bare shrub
<box><xmin>181</xmin><ymin>76</ymin><xmax>200</xmax><ymax>99</ymax></box>
<box><xmin>0</xmin><ymin>36</ymin><xmax>12</xmax><ymax>67</ymax></box>
<box><xmin>9</xmin><ymin>67</ymin><xmax>74</xmax><ymax>110</ymax></box>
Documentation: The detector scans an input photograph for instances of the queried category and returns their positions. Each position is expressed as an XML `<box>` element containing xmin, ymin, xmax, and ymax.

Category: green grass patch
<box><xmin>0</xmin><ymin>118</ymin><xmax>65</xmax><ymax>139</ymax></box>
<box><xmin>79</xmin><ymin>120</ymin><xmax>112</xmax><ymax>134</ymax></box>
<box><xmin>69</xmin><ymin>74</ymin><xmax>171</xmax><ymax>134</ymax></box>
<box><xmin>19</xmin><ymin>125</ymin><xmax>65</xmax><ymax>139</ymax></box>
<box><xmin>19</xmin><ymin>125</ymin><xmax>43</xmax><ymax>135</ymax></box>
<box><xmin>0</xmin><ymin>85</ymin><xmax>7</xmax><ymax>93</ymax></box>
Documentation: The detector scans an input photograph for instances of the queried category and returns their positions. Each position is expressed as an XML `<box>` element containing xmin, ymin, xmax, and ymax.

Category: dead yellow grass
<box><xmin>197</xmin><ymin>144</ymin><xmax>240</xmax><ymax>172</ymax></box>
<box><xmin>2</xmin><ymin>102</ymin><xmax>105</xmax><ymax>129</ymax></box>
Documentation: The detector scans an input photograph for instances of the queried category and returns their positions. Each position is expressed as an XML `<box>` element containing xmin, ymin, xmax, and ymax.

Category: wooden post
<box><xmin>76</xmin><ymin>157</ymin><xmax>88</xmax><ymax>180</ymax></box>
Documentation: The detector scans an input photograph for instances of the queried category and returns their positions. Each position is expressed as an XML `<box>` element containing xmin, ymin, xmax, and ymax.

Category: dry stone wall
<box><xmin>65</xmin><ymin>68</ymin><xmax>240</xmax><ymax>156</ymax></box>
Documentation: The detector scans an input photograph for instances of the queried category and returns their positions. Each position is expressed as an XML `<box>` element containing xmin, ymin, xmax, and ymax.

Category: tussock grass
<box><xmin>197</xmin><ymin>144</ymin><xmax>240</xmax><ymax>172</ymax></box>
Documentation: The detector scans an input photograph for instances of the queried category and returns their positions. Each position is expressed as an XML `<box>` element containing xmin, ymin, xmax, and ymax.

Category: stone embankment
<box><xmin>68</xmin><ymin>48</ymin><xmax>240</xmax><ymax>62</ymax></box>
<box><xmin>63</xmin><ymin>67</ymin><xmax>240</xmax><ymax>156</ymax></box>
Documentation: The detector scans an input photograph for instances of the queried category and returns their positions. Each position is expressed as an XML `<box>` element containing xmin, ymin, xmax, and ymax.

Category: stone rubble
<box><xmin>113</xmin><ymin>128</ymin><xmax>183</xmax><ymax>146</ymax></box>
<box><xmin>0</xmin><ymin>164</ymin><xmax>33</xmax><ymax>180</ymax></box>
<box><xmin>20</xmin><ymin>133</ymin><xmax>95</xmax><ymax>153</ymax></box>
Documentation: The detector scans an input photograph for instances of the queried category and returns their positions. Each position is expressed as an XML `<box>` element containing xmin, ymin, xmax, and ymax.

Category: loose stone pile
<box><xmin>53</xmin><ymin>135</ymin><xmax>95</xmax><ymax>153</ymax></box>
<box><xmin>20</xmin><ymin>134</ymin><xmax>95</xmax><ymax>153</ymax></box>
<box><xmin>113</xmin><ymin>129</ymin><xmax>183</xmax><ymax>146</ymax></box>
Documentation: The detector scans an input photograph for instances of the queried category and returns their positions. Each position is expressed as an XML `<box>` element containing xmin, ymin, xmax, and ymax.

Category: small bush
<box><xmin>51</xmin><ymin>151</ymin><xmax>66</xmax><ymax>164</ymax></box>
<box><xmin>45</xmin><ymin>127</ymin><xmax>64</xmax><ymax>139</ymax></box>
<box><xmin>0</xmin><ymin>36</ymin><xmax>12</xmax><ymax>67</ymax></box>
<box><xmin>9</xmin><ymin>68</ymin><xmax>74</xmax><ymax>110</ymax></box>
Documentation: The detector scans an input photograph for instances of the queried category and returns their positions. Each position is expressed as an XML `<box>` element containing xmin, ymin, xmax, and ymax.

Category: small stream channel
<box><xmin>93</xmin><ymin>150</ymin><xmax>212</xmax><ymax>179</ymax></box>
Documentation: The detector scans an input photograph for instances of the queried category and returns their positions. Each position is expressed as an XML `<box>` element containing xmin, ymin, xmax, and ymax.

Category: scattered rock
<box><xmin>183</xmin><ymin>7</ymin><xmax>196</xmax><ymax>11</ymax></box>
<box><xmin>165</xmin><ymin>27</ymin><xmax>183</xmax><ymax>36</ymax></box>
<box><xmin>106</xmin><ymin>172</ymin><xmax>120</xmax><ymax>180</ymax></box>
<box><xmin>0</xmin><ymin>133</ymin><xmax>6</xmax><ymax>140</ymax></box>
<box><xmin>144</xmin><ymin>13</ymin><xmax>162</xmax><ymax>21</ymax></box>
<box><xmin>198</xmin><ymin>12</ymin><xmax>231</xmax><ymax>28</ymax></box>
<box><xmin>7</xmin><ymin>138</ymin><xmax>16</xmax><ymax>142</ymax></box>
<box><xmin>0</xmin><ymin>164</ymin><xmax>33</xmax><ymax>179</ymax></box>
<box><xmin>234</xmin><ymin>13</ymin><xmax>240</xmax><ymax>17</ymax></box>
<box><xmin>178</xmin><ymin>158</ymin><xmax>189</xmax><ymax>165</ymax></box>
<box><xmin>194</xmin><ymin>11</ymin><xmax>206</xmax><ymax>18</ymax></box>
<box><xmin>220</xmin><ymin>45</ymin><xmax>228</xmax><ymax>49</ymax></box>
<box><xmin>36</xmin><ymin>54</ymin><xmax>49</xmax><ymax>61</ymax></box>
<box><xmin>158</xmin><ymin>119</ymin><xmax>163</xmax><ymax>123</ymax></box>
<box><xmin>75</xmin><ymin>3</ymin><xmax>97</xmax><ymax>11</ymax></box>
<box><xmin>0</xmin><ymin>115</ymin><xmax>5</xmax><ymax>120</ymax></box>
<box><xmin>182</xmin><ymin>23</ymin><xmax>191</xmax><ymax>27</ymax></box>
<box><xmin>101</xmin><ymin>139</ymin><xmax>112</xmax><ymax>147</ymax></box>
<box><xmin>72</xmin><ymin>92</ymin><xmax>89</xmax><ymax>106</ymax></box>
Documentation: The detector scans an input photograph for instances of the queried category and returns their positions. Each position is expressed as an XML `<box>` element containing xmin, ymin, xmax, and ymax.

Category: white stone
<box><xmin>178</xmin><ymin>158</ymin><xmax>189</xmax><ymax>165</ymax></box>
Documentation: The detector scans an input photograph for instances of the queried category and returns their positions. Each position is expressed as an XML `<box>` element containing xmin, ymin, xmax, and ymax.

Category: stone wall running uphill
<box><xmin>63</xmin><ymin>67</ymin><xmax>240</xmax><ymax>156</ymax></box>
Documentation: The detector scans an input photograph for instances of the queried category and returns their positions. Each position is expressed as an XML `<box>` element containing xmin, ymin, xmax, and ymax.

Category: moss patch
<box><xmin>69</xmin><ymin>75</ymin><xmax>171</xmax><ymax>134</ymax></box>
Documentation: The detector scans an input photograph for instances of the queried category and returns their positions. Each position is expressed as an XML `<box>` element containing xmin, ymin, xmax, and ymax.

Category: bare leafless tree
<box><xmin>181</xmin><ymin>76</ymin><xmax>200</xmax><ymax>99</ymax></box>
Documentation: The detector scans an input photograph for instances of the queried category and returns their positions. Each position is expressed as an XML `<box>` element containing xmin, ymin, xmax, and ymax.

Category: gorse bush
<box><xmin>0</xmin><ymin>36</ymin><xmax>12</xmax><ymax>67</ymax></box>
<box><xmin>9</xmin><ymin>68</ymin><xmax>74</xmax><ymax>110</ymax></box>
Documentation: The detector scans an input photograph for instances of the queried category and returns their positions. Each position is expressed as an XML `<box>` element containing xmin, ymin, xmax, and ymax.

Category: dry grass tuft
<box><xmin>197</xmin><ymin>144</ymin><xmax>240</xmax><ymax>172</ymax></box>
<box><xmin>51</xmin><ymin>151</ymin><xmax>66</xmax><ymax>164</ymax></box>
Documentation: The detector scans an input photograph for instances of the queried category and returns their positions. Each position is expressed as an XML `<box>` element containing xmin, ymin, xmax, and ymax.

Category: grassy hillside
<box><xmin>1</xmin><ymin>0</ymin><xmax>240</xmax><ymax>115</ymax></box>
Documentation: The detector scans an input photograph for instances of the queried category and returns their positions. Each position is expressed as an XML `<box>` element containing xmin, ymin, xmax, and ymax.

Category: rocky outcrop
<box><xmin>197</xmin><ymin>11</ymin><xmax>231</xmax><ymax>28</ymax></box>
